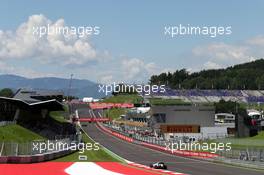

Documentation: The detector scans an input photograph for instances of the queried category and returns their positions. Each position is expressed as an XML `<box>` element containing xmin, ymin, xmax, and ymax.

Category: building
<box><xmin>150</xmin><ymin>104</ymin><xmax>228</xmax><ymax>140</ymax></box>
<box><xmin>150</xmin><ymin>104</ymin><xmax>215</xmax><ymax>128</ymax></box>
<box><xmin>214</xmin><ymin>113</ymin><xmax>236</xmax><ymax>135</ymax></box>
<box><xmin>215</xmin><ymin>113</ymin><xmax>235</xmax><ymax>124</ymax></box>
<box><xmin>0</xmin><ymin>89</ymin><xmax>64</xmax><ymax>121</ymax></box>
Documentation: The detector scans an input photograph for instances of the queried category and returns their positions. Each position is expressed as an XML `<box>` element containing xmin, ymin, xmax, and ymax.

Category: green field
<box><xmin>149</xmin><ymin>98</ymin><xmax>191</xmax><ymax>106</ymax></box>
<box><xmin>101</xmin><ymin>94</ymin><xmax>143</xmax><ymax>120</ymax></box>
<box><xmin>50</xmin><ymin>111</ymin><xmax>68</xmax><ymax>123</ymax></box>
<box><xmin>53</xmin><ymin>130</ymin><xmax>122</xmax><ymax>162</ymax></box>
<box><xmin>213</xmin><ymin>131</ymin><xmax>264</xmax><ymax>149</ymax></box>
<box><xmin>240</xmin><ymin>102</ymin><xmax>264</xmax><ymax>111</ymax></box>
<box><xmin>0</xmin><ymin>124</ymin><xmax>45</xmax><ymax>142</ymax></box>
<box><xmin>102</xmin><ymin>94</ymin><xmax>143</xmax><ymax>104</ymax></box>
<box><xmin>105</xmin><ymin>108</ymin><xmax>128</xmax><ymax>120</ymax></box>
<box><xmin>49</xmin><ymin>104</ymin><xmax>70</xmax><ymax>123</ymax></box>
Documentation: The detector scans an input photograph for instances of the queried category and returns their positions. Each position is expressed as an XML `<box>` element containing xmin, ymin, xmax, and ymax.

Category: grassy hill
<box><xmin>0</xmin><ymin>124</ymin><xmax>45</xmax><ymax>143</ymax></box>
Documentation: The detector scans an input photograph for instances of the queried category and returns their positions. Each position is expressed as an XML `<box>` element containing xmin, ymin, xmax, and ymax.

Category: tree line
<box><xmin>150</xmin><ymin>59</ymin><xmax>264</xmax><ymax>90</ymax></box>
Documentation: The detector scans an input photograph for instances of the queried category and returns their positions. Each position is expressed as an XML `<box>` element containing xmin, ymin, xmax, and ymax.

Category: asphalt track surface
<box><xmin>83</xmin><ymin>123</ymin><xmax>262</xmax><ymax>175</ymax></box>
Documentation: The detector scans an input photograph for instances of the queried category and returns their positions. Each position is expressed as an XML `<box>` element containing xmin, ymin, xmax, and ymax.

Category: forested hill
<box><xmin>150</xmin><ymin>59</ymin><xmax>264</xmax><ymax>90</ymax></box>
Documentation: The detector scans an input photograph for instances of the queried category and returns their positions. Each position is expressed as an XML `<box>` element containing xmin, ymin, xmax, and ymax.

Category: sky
<box><xmin>0</xmin><ymin>0</ymin><xmax>264</xmax><ymax>83</ymax></box>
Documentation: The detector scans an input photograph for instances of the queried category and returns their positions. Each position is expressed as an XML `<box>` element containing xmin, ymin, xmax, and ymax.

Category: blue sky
<box><xmin>0</xmin><ymin>1</ymin><xmax>264</xmax><ymax>83</ymax></box>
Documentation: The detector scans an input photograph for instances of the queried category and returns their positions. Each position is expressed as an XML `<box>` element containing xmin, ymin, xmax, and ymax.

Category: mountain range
<box><xmin>0</xmin><ymin>74</ymin><xmax>104</xmax><ymax>98</ymax></box>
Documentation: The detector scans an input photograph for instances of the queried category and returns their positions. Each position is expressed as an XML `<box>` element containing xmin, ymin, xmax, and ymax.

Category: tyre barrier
<box><xmin>97</xmin><ymin>123</ymin><xmax>218</xmax><ymax>159</ymax></box>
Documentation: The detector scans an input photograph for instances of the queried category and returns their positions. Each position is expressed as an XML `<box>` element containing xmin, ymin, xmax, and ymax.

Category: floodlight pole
<box><xmin>67</xmin><ymin>74</ymin><xmax>73</xmax><ymax>102</ymax></box>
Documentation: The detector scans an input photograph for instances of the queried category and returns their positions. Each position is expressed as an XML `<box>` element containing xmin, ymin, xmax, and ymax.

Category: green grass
<box><xmin>105</xmin><ymin>108</ymin><xmax>128</xmax><ymax>120</ymax></box>
<box><xmin>101</xmin><ymin>94</ymin><xmax>143</xmax><ymax>119</ymax></box>
<box><xmin>251</xmin><ymin>131</ymin><xmax>264</xmax><ymax>139</ymax></box>
<box><xmin>49</xmin><ymin>111</ymin><xmax>68</xmax><ymax>123</ymax></box>
<box><xmin>102</xmin><ymin>94</ymin><xmax>143</xmax><ymax>104</ymax></box>
<box><xmin>207</xmin><ymin>131</ymin><xmax>264</xmax><ymax>149</ymax></box>
<box><xmin>240</xmin><ymin>102</ymin><xmax>264</xmax><ymax>111</ymax></box>
<box><xmin>149</xmin><ymin>98</ymin><xmax>191</xmax><ymax>106</ymax></box>
<box><xmin>0</xmin><ymin>124</ymin><xmax>45</xmax><ymax>142</ymax></box>
<box><xmin>191</xmin><ymin>133</ymin><xmax>264</xmax><ymax>152</ymax></box>
<box><xmin>53</xmin><ymin>130</ymin><xmax>121</xmax><ymax>162</ymax></box>
<box><xmin>49</xmin><ymin>104</ymin><xmax>70</xmax><ymax>123</ymax></box>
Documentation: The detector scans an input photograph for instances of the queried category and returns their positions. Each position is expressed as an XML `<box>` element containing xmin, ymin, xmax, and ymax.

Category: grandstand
<box><xmin>144</xmin><ymin>88</ymin><xmax>264</xmax><ymax>104</ymax></box>
<box><xmin>0</xmin><ymin>88</ymin><xmax>76</xmax><ymax>139</ymax></box>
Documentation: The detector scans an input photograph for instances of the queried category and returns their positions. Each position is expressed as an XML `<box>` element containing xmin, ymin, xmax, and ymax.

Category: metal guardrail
<box><xmin>103</xmin><ymin>123</ymin><xmax>264</xmax><ymax>163</ymax></box>
<box><xmin>0</xmin><ymin>135</ymin><xmax>79</xmax><ymax>156</ymax></box>
<box><xmin>218</xmin><ymin>149</ymin><xmax>264</xmax><ymax>162</ymax></box>
<box><xmin>0</xmin><ymin>121</ymin><xmax>16</xmax><ymax>126</ymax></box>
<box><xmin>103</xmin><ymin>123</ymin><xmax>171</xmax><ymax>146</ymax></box>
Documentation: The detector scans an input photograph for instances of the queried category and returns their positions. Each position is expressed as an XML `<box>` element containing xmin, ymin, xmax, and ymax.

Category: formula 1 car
<box><xmin>149</xmin><ymin>162</ymin><xmax>167</xmax><ymax>169</ymax></box>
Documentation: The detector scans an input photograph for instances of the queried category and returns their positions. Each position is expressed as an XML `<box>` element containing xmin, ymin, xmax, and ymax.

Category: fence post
<box><xmin>15</xmin><ymin>142</ymin><xmax>18</xmax><ymax>156</ymax></box>
<box><xmin>0</xmin><ymin>142</ymin><xmax>4</xmax><ymax>156</ymax></box>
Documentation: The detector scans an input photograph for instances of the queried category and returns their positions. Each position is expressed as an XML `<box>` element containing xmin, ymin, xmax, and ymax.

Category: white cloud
<box><xmin>203</xmin><ymin>61</ymin><xmax>223</xmax><ymax>69</ymax></box>
<box><xmin>192</xmin><ymin>43</ymin><xmax>251</xmax><ymax>62</ymax></box>
<box><xmin>2</xmin><ymin>15</ymin><xmax>264</xmax><ymax>83</ymax></box>
<box><xmin>0</xmin><ymin>61</ymin><xmax>13</xmax><ymax>72</ymax></box>
<box><xmin>121</xmin><ymin>58</ymin><xmax>160</xmax><ymax>82</ymax></box>
<box><xmin>247</xmin><ymin>35</ymin><xmax>264</xmax><ymax>46</ymax></box>
<box><xmin>0</xmin><ymin>61</ymin><xmax>55</xmax><ymax>78</ymax></box>
<box><xmin>100</xmin><ymin>75</ymin><xmax>113</xmax><ymax>84</ymax></box>
<box><xmin>191</xmin><ymin>41</ymin><xmax>259</xmax><ymax>70</ymax></box>
<box><xmin>0</xmin><ymin>14</ymin><xmax>98</xmax><ymax>66</ymax></box>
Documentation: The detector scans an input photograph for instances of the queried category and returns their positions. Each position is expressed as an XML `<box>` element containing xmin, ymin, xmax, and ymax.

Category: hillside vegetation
<box><xmin>150</xmin><ymin>59</ymin><xmax>264</xmax><ymax>90</ymax></box>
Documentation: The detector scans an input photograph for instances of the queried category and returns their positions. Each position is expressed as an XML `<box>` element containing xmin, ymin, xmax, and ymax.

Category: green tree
<box><xmin>256</xmin><ymin>75</ymin><xmax>264</xmax><ymax>89</ymax></box>
<box><xmin>0</xmin><ymin>88</ymin><xmax>14</xmax><ymax>97</ymax></box>
<box><xmin>149</xmin><ymin>59</ymin><xmax>264</xmax><ymax>90</ymax></box>
<box><xmin>215</xmin><ymin>100</ymin><xmax>238</xmax><ymax>114</ymax></box>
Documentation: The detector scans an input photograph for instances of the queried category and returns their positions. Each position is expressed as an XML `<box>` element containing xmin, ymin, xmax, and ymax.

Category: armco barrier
<box><xmin>90</xmin><ymin>102</ymin><xmax>134</xmax><ymax>109</ymax></box>
<box><xmin>79</xmin><ymin>118</ymin><xmax>110</xmax><ymax>122</ymax></box>
<box><xmin>96</xmin><ymin>123</ymin><xmax>133</xmax><ymax>142</ymax></box>
<box><xmin>0</xmin><ymin>149</ymin><xmax>72</xmax><ymax>163</ymax></box>
<box><xmin>140</xmin><ymin>141</ymin><xmax>218</xmax><ymax>159</ymax></box>
<box><xmin>97</xmin><ymin>123</ymin><xmax>218</xmax><ymax>159</ymax></box>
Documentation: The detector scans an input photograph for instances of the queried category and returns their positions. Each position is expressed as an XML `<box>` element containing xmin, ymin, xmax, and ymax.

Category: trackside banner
<box><xmin>89</xmin><ymin>103</ymin><xmax>134</xmax><ymax>109</ymax></box>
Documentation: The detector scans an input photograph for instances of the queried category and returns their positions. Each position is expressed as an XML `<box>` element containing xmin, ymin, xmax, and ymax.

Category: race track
<box><xmin>82</xmin><ymin>123</ymin><xmax>262</xmax><ymax>175</ymax></box>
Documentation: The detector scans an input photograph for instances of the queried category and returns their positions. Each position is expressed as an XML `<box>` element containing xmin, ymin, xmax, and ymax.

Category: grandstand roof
<box><xmin>13</xmin><ymin>88</ymin><xmax>64</xmax><ymax>104</ymax></box>
<box><xmin>0</xmin><ymin>96</ymin><xmax>64</xmax><ymax>111</ymax></box>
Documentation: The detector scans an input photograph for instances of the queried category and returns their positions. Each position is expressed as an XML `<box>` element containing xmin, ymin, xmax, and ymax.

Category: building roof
<box><xmin>0</xmin><ymin>96</ymin><xmax>64</xmax><ymax>111</ymax></box>
<box><xmin>13</xmin><ymin>88</ymin><xmax>64</xmax><ymax>104</ymax></box>
<box><xmin>0</xmin><ymin>89</ymin><xmax>64</xmax><ymax>111</ymax></box>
